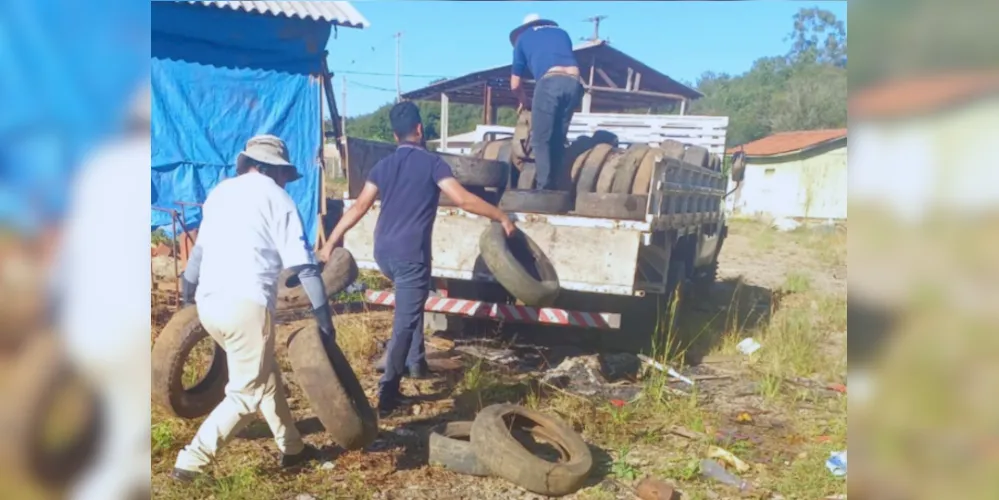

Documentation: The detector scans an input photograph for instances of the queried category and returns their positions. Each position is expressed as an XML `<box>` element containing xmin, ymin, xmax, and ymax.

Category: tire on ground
<box><xmin>682</xmin><ymin>145</ymin><xmax>709</xmax><ymax>168</ymax></box>
<box><xmin>479</xmin><ymin>223</ymin><xmax>560</xmax><ymax>307</ymax></box>
<box><xmin>499</xmin><ymin>189</ymin><xmax>573</xmax><ymax>215</ymax></box>
<box><xmin>611</xmin><ymin>144</ymin><xmax>650</xmax><ymax>194</ymax></box>
<box><xmin>287</xmin><ymin>325</ymin><xmax>378</xmax><ymax>450</ymax></box>
<box><xmin>277</xmin><ymin>248</ymin><xmax>359</xmax><ymax>310</ymax></box>
<box><xmin>0</xmin><ymin>334</ymin><xmax>102</xmax><ymax>488</ymax></box>
<box><xmin>428</xmin><ymin>421</ymin><xmax>492</xmax><ymax>477</ymax></box>
<box><xmin>574</xmin><ymin>192</ymin><xmax>648</xmax><ymax>220</ymax></box>
<box><xmin>470</xmin><ymin>404</ymin><xmax>592</xmax><ymax>497</ymax></box>
<box><xmin>439</xmin><ymin>154</ymin><xmax>510</xmax><ymax>188</ymax></box>
<box><xmin>151</xmin><ymin>305</ymin><xmax>228</xmax><ymax>419</ymax></box>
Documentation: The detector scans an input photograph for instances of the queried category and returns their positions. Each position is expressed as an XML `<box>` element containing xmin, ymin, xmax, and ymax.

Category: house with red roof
<box><xmin>726</xmin><ymin>128</ymin><xmax>847</xmax><ymax>220</ymax></box>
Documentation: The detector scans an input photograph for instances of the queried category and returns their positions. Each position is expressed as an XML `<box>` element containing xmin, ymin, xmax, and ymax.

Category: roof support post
<box><xmin>482</xmin><ymin>83</ymin><xmax>493</xmax><ymax>125</ymax></box>
<box><xmin>581</xmin><ymin>90</ymin><xmax>592</xmax><ymax>113</ymax></box>
<box><xmin>680</xmin><ymin>98</ymin><xmax>687</xmax><ymax>116</ymax></box>
<box><xmin>441</xmin><ymin>93</ymin><xmax>449</xmax><ymax>151</ymax></box>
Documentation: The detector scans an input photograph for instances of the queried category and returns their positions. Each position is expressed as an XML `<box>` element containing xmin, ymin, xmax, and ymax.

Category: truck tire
<box><xmin>574</xmin><ymin>192</ymin><xmax>648</xmax><ymax>220</ymax></box>
<box><xmin>276</xmin><ymin>248</ymin><xmax>359</xmax><ymax>310</ymax></box>
<box><xmin>287</xmin><ymin>325</ymin><xmax>378</xmax><ymax>450</ymax></box>
<box><xmin>428</xmin><ymin>421</ymin><xmax>492</xmax><ymax>477</ymax></box>
<box><xmin>591</xmin><ymin>129</ymin><xmax>620</xmax><ymax>147</ymax></box>
<box><xmin>611</xmin><ymin>144</ymin><xmax>650</xmax><ymax>194</ymax></box>
<box><xmin>479</xmin><ymin>223</ymin><xmax>560</xmax><ymax>307</ymax></box>
<box><xmin>561</xmin><ymin>137</ymin><xmax>594</xmax><ymax>191</ymax></box>
<box><xmin>512</xmin><ymin>110</ymin><xmax>532</xmax><ymax>168</ymax></box>
<box><xmin>470</xmin><ymin>404</ymin><xmax>592</xmax><ymax>496</ymax></box>
<box><xmin>470</xmin><ymin>141</ymin><xmax>488</xmax><ymax>159</ymax></box>
<box><xmin>632</xmin><ymin>148</ymin><xmax>659</xmax><ymax>195</ymax></box>
<box><xmin>573</xmin><ymin>144</ymin><xmax>611</xmax><ymax>190</ymax></box>
<box><xmin>499</xmin><ymin>189</ymin><xmax>573</xmax><ymax>215</ymax></box>
<box><xmin>682</xmin><ymin>145</ymin><xmax>709</xmax><ymax>168</ymax></box>
<box><xmin>151</xmin><ymin>306</ymin><xmax>228</xmax><ymax>419</ymax></box>
<box><xmin>440</xmin><ymin>187</ymin><xmax>501</xmax><ymax>207</ymax></box>
<box><xmin>439</xmin><ymin>154</ymin><xmax>510</xmax><ymax>188</ymax></box>
<box><xmin>0</xmin><ymin>334</ymin><xmax>102</xmax><ymax>488</ymax></box>
<box><xmin>659</xmin><ymin>139</ymin><xmax>686</xmax><ymax>160</ymax></box>
<box><xmin>595</xmin><ymin>151</ymin><xmax>625</xmax><ymax>194</ymax></box>
<box><xmin>516</xmin><ymin>165</ymin><xmax>537</xmax><ymax>190</ymax></box>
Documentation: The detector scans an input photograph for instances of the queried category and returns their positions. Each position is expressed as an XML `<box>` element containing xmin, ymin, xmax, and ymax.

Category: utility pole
<box><xmin>394</xmin><ymin>32</ymin><xmax>402</xmax><ymax>101</ymax></box>
<box><xmin>583</xmin><ymin>15</ymin><xmax>607</xmax><ymax>43</ymax></box>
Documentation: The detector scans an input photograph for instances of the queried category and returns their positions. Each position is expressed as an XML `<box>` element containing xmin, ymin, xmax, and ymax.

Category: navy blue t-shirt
<box><xmin>367</xmin><ymin>143</ymin><xmax>454</xmax><ymax>265</ymax></box>
<box><xmin>512</xmin><ymin>25</ymin><xmax>577</xmax><ymax>79</ymax></box>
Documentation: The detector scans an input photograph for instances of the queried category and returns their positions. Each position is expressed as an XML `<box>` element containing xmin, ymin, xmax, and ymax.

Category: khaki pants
<box><xmin>175</xmin><ymin>297</ymin><xmax>304</xmax><ymax>472</ymax></box>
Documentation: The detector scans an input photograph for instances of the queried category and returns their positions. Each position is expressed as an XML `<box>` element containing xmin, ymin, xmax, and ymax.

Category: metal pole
<box><xmin>171</xmin><ymin>211</ymin><xmax>179</xmax><ymax>309</ymax></box>
<box><xmin>394</xmin><ymin>32</ymin><xmax>402</xmax><ymax>101</ymax></box>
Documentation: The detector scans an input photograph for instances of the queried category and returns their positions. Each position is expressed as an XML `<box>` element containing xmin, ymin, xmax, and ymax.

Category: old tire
<box><xmin>591</xmin><ymin>130</ymin><xmax>619</xmax><ymax>147</ymax></box>
<box><xmin>479</xmin><ymin>223</ymin><xmax>560</xmax><ymax>307</ymax></box>
<box><xmin>0</xmin><ymin>334</ymin><xmax>102</xmax><ymax>488</ymax></box>
<box><xmin>441</xmin><ymin>187</ymin><xmax>502</xmax><ymax>207</ymax></box>
<box><xmin>151</xmin><ymin>306</ymin><xmax>228</xmax><ymax>419</ymax></box>
<box><xmin>499</xmin><ymin>189</ymin><xmax>573</xmax><ymax>215</ymax></box>
<box><xmin>471</xmin><ymin>404</ymin><xmax>592</xmax><ymax>497</ymax></box>
<box><xmin>632</xmin><ymin>148</ymin><xmax>659</xmax><ymax>195</ymax></box>
<box><xmin>287</xmin><ymin>325</ymin><xmax>378</xmax><ymax>450</ymax></box>
<box><xmin>516</xmin><ymin>165</ymin><xmax>537</xmax><ymax>190</ymax></box>
<box><xmin>512</xmin><ymin>110</ymin><xmax>532</xmax><ymax>166</ymax></box>
<box><xmin>611</xmin><ymin>144</ymin><xmax>650</xmax><ymax>194</ymax></box>
<box><xmin>574</xmin><ymin>144</ymin><xmax>614</xmax><ymax>193</ymax></box>
<box><xmin>574</xmin><ymin>193</ymin><xmax>648</xmax><ymax>220</ymax></box>
<box><xmin>428</xmin><ymin>421</ymin><xmax>492</xmax><ymax>477</ymax></box>
<box><xmin>277</xmin><ymin>248</ymin><xmax>359</xmax><ymax>310</ymax></box>
<box><xmin>440</xmin><ymin>154</ymin><xmax>510</xmax><ymax>188</ymax></box>
<box><xmin>659</xmin><ymin>139</ymin><xmax>686</xmax><ymax>160</ymax></box>
<box><xmin>682</xmin><ymin>145</ymin><xmax>709</xmax><ymax>168</ymax></box>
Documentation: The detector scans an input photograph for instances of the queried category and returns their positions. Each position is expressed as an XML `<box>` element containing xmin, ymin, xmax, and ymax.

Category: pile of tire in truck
<box><xmin>450</xmin><ymin>110</ymin><xmax>726</xmax><ymax>221</ymax></box>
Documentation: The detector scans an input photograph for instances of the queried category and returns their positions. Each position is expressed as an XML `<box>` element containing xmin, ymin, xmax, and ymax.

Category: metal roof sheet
<box><xmin>193</xmin><ymin>1</ymin><xmax>369</xmax><ymax>28</ymax></box>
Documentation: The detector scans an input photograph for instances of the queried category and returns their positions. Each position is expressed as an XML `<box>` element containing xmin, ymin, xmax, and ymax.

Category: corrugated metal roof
<box><xmin>727</xmin><ymin>129</ymin><xmax>847</xmax><ymax>157</ymax></box>
<box><xmin>193</xmin><ymin>1</ymin><xmax>369</xmax><ymax>28</ymax></box>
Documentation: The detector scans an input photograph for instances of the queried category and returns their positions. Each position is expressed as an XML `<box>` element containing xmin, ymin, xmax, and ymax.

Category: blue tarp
<box><xmin>151</xmin><ymin>2</ymin><xmax>330</xmax><ymax>246</ymax></box>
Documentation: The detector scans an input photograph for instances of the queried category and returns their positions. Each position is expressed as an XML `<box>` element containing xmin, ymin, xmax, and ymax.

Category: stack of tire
<box><xmin>470</xmin><ymin>111</ymin><xmax>725</xmax><ymax>220</ymax></box>
<box><xmin>428</xmin><ymin>404</ymin><xmax>593</xmax><ymax>497</ymax></box>
<box><xmin>151</xmin><ymin>248</ymin><xmax>378</xmax><ymax>451</ymax></box>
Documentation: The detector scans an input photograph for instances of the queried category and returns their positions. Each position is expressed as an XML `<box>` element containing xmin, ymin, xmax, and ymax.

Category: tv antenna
<box><xmin>582</xmin><ymin>15</ymin><xmax>607</xmax><ymax>43</ymax></box>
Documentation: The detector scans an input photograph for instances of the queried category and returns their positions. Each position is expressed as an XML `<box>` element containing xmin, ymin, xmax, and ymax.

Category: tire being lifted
<box><xmin>286</xmin><ymin>325</ymin><xmax>377</xmax><ymax>450</ymax></box>
<box><xmin>470</xmin><ymin>404</ymin><xmax>592</xmax><ymax>497</ymax></box>
<box><xmin>478</xmin><ymin>223</ymin><xmax>560</xmax><ymax>307</ymax></box>
<box><xmin>151</xmin><ymin>305</ymin><xmax>228</xmax><ymax>419</ymax></box>
<box><xmin>276</xmin><ymin>247</ymin><xmax>359</xmax><ymax>310</ymax></box>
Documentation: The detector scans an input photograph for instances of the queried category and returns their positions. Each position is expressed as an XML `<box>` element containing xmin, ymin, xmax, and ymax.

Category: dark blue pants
<box><xmin>375</xmin><ymin>257</ymin><xmax>430</xmax><ymax>393</ymax></box>
<box><xmin>531</xmin><ymin>74</ymin><xmax>585</xmax><ymax>190</ymax></box>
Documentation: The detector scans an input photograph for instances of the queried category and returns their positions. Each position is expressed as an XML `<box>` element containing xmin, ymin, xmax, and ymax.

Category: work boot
<box><xmin>170</xmin><ymin>468</ymin><xmax>200</xmax><ymax>483</ymax></box>
<box><xmin>280</xmin><ymin>444</ymin><xmax>321</xmax><ymax>468</ymax></box>
<box><xmin>376</xmin><ymin>383</ymin><xmax>411</xmax><ymax>418</ymax></box>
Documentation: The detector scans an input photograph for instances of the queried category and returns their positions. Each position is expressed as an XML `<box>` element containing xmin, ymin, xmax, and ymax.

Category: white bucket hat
<box><xmin>236</xmin><ymin>134</ymin><xmax>301</xmax><ymax>181</ymax></box>
<box><xmin>509</xmin><ymin>13</ymin><xmax>558</xmax><ymax>46</ymax></box>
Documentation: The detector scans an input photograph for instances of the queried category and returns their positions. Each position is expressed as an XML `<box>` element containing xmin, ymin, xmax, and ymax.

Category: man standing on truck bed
<box><xmin>510</xmin><ymin>13</ymin><xmax>585</xmax><ymax>191</ymax></box>
<box><xmin>320</xmin><ymin>101</ymin><xmax>516</xmax><ymax>417</ymax></box>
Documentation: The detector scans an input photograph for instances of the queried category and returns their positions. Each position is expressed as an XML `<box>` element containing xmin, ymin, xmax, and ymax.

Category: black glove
<box><xmin>181</xmin><ymin>278</ymin><xmax>197</xmax><ymax>306</ymax></box>
<box><xmin>312</xmin><ymin>302</ymin><xmax>336</xmax><ymax>347</ymax></box>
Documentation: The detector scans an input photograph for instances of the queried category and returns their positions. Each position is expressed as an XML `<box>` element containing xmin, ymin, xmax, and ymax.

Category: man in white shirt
<box><xmin>171</xmin><ymin>135</ymin><xmax>334</xmax><ymax>481</ymax></box>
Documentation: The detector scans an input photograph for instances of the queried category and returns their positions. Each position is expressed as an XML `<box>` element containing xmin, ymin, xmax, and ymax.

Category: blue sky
<box><xmin>326</xmin><ymin>1</ymin><xmax>847</xmax><ymax>117</ymax></box>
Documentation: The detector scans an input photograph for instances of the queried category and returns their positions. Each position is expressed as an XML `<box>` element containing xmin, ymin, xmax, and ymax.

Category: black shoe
<box><xmin>280</xmin><ymin>444</ymin><xmax>321</xmax><ymax>468</ymax></box>
<box><xmin>377</xmin><ymin>390</ymin><xmax>412</xmax><ymax>418</ymax></box>
<box><xmin>408</xmin><ymin>360</ymin><xmax>431</xmax><ymax>380</ymax></box>
<box><xmin>171</xmin><ymin>468</ymin><xmax>200</xmax><ymax>483</ymax></box>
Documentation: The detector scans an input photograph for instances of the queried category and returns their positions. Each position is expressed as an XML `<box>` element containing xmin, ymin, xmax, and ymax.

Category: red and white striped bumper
<box><xmin>364</xmin><ymin>290</ymin><xmax>621</xmax><ymax>330</ymax></box>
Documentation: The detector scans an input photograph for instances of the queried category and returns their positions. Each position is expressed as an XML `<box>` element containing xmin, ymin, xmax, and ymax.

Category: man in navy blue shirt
<box><xmin>320</xmin><ymin>101</ymin><xmax>516</xmax><ymax>416</ymax></box>
<box><xmin>510</xmin><ymin>14</ymin><xmax>585</xmax><ymax>191</ymax></box>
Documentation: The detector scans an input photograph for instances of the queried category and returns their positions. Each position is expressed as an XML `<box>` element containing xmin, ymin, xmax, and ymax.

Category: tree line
<box><xmin>331</xmin><ymin>7</ymin><xmax>847</xmax><ymax>148</ymax></box>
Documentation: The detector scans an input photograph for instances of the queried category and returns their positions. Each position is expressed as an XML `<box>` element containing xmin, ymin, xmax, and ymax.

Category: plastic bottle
<box><xmin>700</xmin><ymin>459</ymin><xmax>749</xmax><ymax>491</ymax></box>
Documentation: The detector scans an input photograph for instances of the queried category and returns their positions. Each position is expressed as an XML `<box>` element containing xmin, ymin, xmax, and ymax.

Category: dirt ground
<box><xmin>148</xmin><ymin>218</ymin><xmax>847</xmax><ymax>500</ymax></box>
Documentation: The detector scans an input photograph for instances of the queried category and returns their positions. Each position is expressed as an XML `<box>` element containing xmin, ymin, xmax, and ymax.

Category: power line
<box><xmin>348</xmin><ymin>80</ymin><xmax>397</xmax><ymax>93</ymax></box>
<box><xmin>330</xmin><ymin>69</ymin><xmax>451</xmax><ymax>79</ymax></box>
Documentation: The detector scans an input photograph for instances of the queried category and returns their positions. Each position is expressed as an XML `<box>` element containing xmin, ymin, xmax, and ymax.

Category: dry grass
<box><xmin>145</xmin><ymin>220</ymin><xmax>847</xmax><ymax>499</ymax></box>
